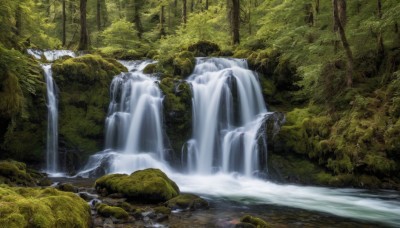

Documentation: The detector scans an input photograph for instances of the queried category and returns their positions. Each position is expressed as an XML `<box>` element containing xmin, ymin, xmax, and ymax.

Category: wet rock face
<box><xmin>165</xmin><ymin>193</ymin><xmax>209</xmax><ymax>211</ymax></box>
<box><xmin>51</xmin><ymin>55</ymin><xmax>127</xmax><ymax>174</ymax></box>
<box><xmin>95</xmin><ymin>168</ymin><xmax>180</xmax><ymax>203</ymax></box>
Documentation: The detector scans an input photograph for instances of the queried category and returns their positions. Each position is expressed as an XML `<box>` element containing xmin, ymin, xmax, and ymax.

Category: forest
<box><xmin>1</xmin><ymin>0</ymin><xmax>400</xmax><ymax>227</ymax></box>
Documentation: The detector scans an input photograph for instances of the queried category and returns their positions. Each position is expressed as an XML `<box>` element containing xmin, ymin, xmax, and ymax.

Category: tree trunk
<box><xmin>190</xmin><ymin>0</ymin><xmax>194</xmax><ymax>12</ymax></box>
<box><xmin>78</xmin><ymin>0</ymin><xmax>89</xmax><ymax>50</ymax></box>
<box><xmin>174</xmin><ymin>0</ymin><xmax>178</xmax><ymax>17</ymax></box>
<box><xmin>62</xmin><ymin>0</ymin><xmax>66</xmax><ymax>46</ymax></box>
<box><xmin>333</xmin><ymin>0</ymin><xmax>346</xmax><ymax>31</ymax></box>
<box><xmin>97</xmin><ymin>0</ymin><xmax>101</xmax><ymax>30</ymax></box>
<box><xmin>205</xmin><ymin>0</ymin><xmax>209</xmax><ymax>10</ymax></box>
<box><xmin>133</xmin><ymin>0</ymin><xmax>144</xmax><ymax>39</ymax></box>
<box><xmin>315</xmin><ymin>0</ymin><xmax>320</xmax><ymax>14</ymax></box>
<box><xmin>160</xmin><ymin>5</ymin><xmax>166</xmax><ymax>38</ymax></box>
<box><xmin>248</xmin><ymin>0</ymin><xmax>252</xmax><ymax>35</ymax></box>
<box><xmin>182</xmin><ymin>0</ymin><xmax>187</xmax><ymax>25</ymax></box>
<box><xmin>333</xmin><ymin>0</ymin><xmax>353</xmax><ymax>87</ymax></box>
<box><xmin>231</xmin><ymin>0</ymin><xmax>240</xmax><ymax>45</ymax></box>
<box><xmin>15</xmin><ymin>6</ymin><xmax>22</xmax><ymax>36</ymax></box>
<box><xmin>377</xmin><ymin>0</ymin><xmax>382</xmax><ymax>19</ymax></box>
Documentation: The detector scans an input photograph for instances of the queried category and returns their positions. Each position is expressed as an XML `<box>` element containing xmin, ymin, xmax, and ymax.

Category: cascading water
<box><xmin>42</xmin><ymin>64</ymin><xmax>59</xmax><ymax>173</ymax></box>
<box><xmin>78</xmin><ymin>60</ymin><xmax>170</xmax><ymax>176</ymax></box>
<box><xmin>184</xmin><ymin>58</ymin><xmax>268</xmax><ymax>176</ymax></box>
<box><xmin>27</xmin><ymin>49</ymin><xmax>76</xmax><ymax>61</ymax></box>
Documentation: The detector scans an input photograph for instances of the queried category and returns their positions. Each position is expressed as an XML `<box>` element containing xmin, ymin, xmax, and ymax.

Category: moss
<box><xmin>0</xmin><ymin>160</ymin><xmax>36</xmax><ymax>186</ymax></box>
<box><xmin>165</xmin><ymin>193</ymin><xmax>209</xmax><ymax>211</ymax></box>
<box><xmin>173</xmin><ymin>51</ymin><xmax>195</xmax><ymax>77</ymax></box>
<box><xmin>187</xmin><ymin>40</ymin><xmax>220</xmax><ymax>57</ymax></box>
<box><xmin>95</xmin><ymin>203</ymin><xmax>129</xmax><ymax>219</ymax></box>
<box><xmin>37</xmin><ymin>178</ymin><xmax>52</xmax><ymax>187</ymax></box>
<box><xmin>57</xmin><ymin>183</ymin><xmax>77</xmax><ymax>193</ymax></box>
<box><xmin>0</xmin><ymin>186</ymin><xmax>91</xmax><ymax>227</ymax></box>
<box><xmin>159</xmin><ymin>77</ymin><xmax>192</xmax><ymax>157</ymax></box>
<box><xmin>51</xmin><ymin>55</ymin><xmax>127</xmax><ymax>172</ymax></box>
<box><xmin>143</xmin><ymin>63</ymin><xmax>157</xmax><ymax>74</ymax></box>
<box><xmin>239</xmin><ymin>215</ymin><xmax>269</xmax><ymax>228</ymax></box>
<box><xmin>95</xmin><ymin>169</ymin><xmax>180</xmax><ymax>203</ymax></box>
<box><xmin>154</xmin><ymin>206</ymin><xmax>171</xmax><ymax>215</ymax></box>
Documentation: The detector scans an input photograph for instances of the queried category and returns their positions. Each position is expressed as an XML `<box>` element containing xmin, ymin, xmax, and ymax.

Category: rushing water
<box><xmin>27</xmin><ymin>49</ymin><xmax>76</xmax><ymax>61</ymax></box>
<box><xmin>184</xmin><ymin>58</ymin><xmax>268</xmax><ymax>175</ymax></box>
<box><xmin>75</xmin><ymin>58</ymin><xmax>400</xmax><ymax>226</ymax></box>
<box><xmin>41</xmin><ymin>64</ymin><xmax>59</xmax><ymax>173</ymax></box>
<box><xmin>78</xmin><ymin>60</ymin><xmax>168</xmax><ymax>176</ymax></box>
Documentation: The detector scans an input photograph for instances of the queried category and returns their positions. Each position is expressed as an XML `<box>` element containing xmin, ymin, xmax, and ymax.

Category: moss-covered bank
<box><xmin>52</xmin><ymin>55</ymin><xmax>126</xmax><ymax>173</ymax></box>
<box><xmin>0</xmin><ymin>186</ymin><xmax>91</xmax><ymax>228</ymax></box>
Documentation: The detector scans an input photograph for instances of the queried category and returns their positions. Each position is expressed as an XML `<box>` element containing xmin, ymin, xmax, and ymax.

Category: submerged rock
<box><xmin>95</xmin><ymin>168</ymin><xmax>180</xmax><ymax>203</ymax></box>
<box><xmin>165</xmin><ymin>193</ymin><xmax>209</xmax><ymax>211</ymax></box>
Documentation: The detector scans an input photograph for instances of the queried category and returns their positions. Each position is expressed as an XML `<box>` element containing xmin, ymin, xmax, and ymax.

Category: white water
<box><xmin>78</xmin><ymin>60</ymin><xmax>168</xmax><ymax>176</ymax></box>
<box><xmin>27</xmin><ymin>49</ymin><xmax>76</xmax><ymax>61</ymax></box>
<box><xmin>171</xmin><ymin>173</ymin><xmax>400</xmax><ymax>227</ymax></box>
<box><xmin>185</xmin><ymin>58</ymin><xmax>268</xmax><ymax>175</ymax></box>
<box><xmin>42</xmin><ymin>64</ymin><xmax>59</xmax><ymax>173</ymax></box>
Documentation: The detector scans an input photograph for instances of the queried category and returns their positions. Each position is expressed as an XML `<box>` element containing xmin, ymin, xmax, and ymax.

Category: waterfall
<box><xmin>42</xmin><ymin>64</ymin><xmax>59</xmax><ymax>173</ymax></box>
<box><xmin>27</xmin><ymin>49</ymin><xmax>76</xmax><ymax>61</ymax></box>
<box><xmin>184</xmin><ymin>58</ymin><xmax>269</xmax><ymax>176</ymax></box>
<box><xmin>77</xmin><ymin>60</ymin><xmax>170</xmax><ymax>176</ymax></box>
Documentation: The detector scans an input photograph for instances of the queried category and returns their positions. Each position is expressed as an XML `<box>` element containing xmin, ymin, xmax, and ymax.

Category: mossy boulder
<box><xmin>143</xmin><ymin>63</ymin><xmax>157</xmax><ymax>74</ymax></box>
<box><xmin>52</xmin><ymin>55</ymin><xmax>127</xmax><ymax>173</ymax></box>
<box><xmin>165</xmin><ymin>193</ymin><xmax>209</xmax><ymax>211</ymax></box>
<box><xmin>173</xmin><ymin>51</ymin><xmax>196</xmax><ymax>77</ymax></box>
<box><xmin>95</xmin><ymin>169</ymin><xmax>180</xmax><ymax>203</ymax></box>
<box><xmin>95</xmin><ymin>203</ymin><xmax>129</xmax><ymax>219</ymax></box>
<box><xmin>187</xmin><ymin>40</ymin><xmax>220</xmax><ymax>57</ymax></box>
<box><xmin>56</xmin><ymin>183</ymin><xmax>78</xmax><ymax>193</ymax></box>
<box><xmin>154</xmin><ymin>206</ymin><xmax>171</xmax><ymax>215</ymax></box>
<box><xmin>0</xmin><ymin>186</ymin><xmax>91</xmax><ymax>228</ymax></box>
<box><xmin>0</xmin><ymin>160</ymin><xmax>38</xmax><ymax>186</ymax></box>
<box><xmin>237</xmin><ymin>215</ymin><xmax>269</xmax><ymax>228</ymax></box>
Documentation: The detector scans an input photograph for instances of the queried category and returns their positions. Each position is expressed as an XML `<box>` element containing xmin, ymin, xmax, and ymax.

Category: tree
<box><xmin>160</xmin><ymin>5</ymin><xmax>166</xmax><ymax>37</ymax></box>
<box><xmin>182</xmin><ymin>0</ymin><xmax>187</xmax><ymax>25</ymax></box>
<box><xmin>62</xmin><ymin>0</ymin><xmax>66</xmax><ymax>46</ymax></box>
<box><xmin>231</xmin><ymin>0</ymin><xmax>240</xmax><ymax>44</ymax></box>
<box><xmin>332</xmin><ymin>0</ymin><xmax>353</xmax><ymax>87</ymax></box>
<box><xmin>78</xmin><ymin>0</ymin><xmax>89</xmax><ymax>50</ymax></box>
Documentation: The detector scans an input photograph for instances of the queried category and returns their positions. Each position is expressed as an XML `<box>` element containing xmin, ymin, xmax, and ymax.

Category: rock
<box><xmin>96</xmin><ymin>203</ymin><xmax>129</xmax><ymax>220</ymax></box>
<box><xmin>0</xmin><ymin>160</ymin><xmax>37</xmax><ymax>186</ymax></box>
<box><xmin>56</xmin><ymin>183</ymin><xmax>78</xmax><ymax>193</ymax></box>
<box><xmin>187</xmin><ymin>40</ymin><xmax>221</xmax><ymax>57</ymax></box>
<box><xmin>95</xmin><ymin>169</ymin><xmax>180</xmax><ymax>203</ymax></box>
<box><xmin>103</xmin><ymin>218</ymin><xmax>114</xmax><ymax>228</ymax></box>
<box><xmin>37</xmin><ymin>178</ymin><xmax>52</xmax><ymax>186</ymax></box>
<box><xmin>154</xmin><ymin>206</ymin><xmax>171</xmax><ymax>215</ymax></box>
<box><xmin>108</xmin><ymin>193</ymin><xmax>125</xmax><ymax>199</ymax></box>
<box><xmin>238</xmin><ymin>215</ymin><xmax>269</xmax><ymax>228</ymax></box>
<box><xmin>0</xmin><ymin>186</ymin><xmax>91</xmax><ymax>227</ymax></box>
<box><xmin>78</xmin><ymin>192</ymin><xmax>98</xmax><ymax>201</ymax></box>
<box><xmin>165</xmin><ymin>193</ymin><xmax>209</xmax><ymax>211</ymax></box>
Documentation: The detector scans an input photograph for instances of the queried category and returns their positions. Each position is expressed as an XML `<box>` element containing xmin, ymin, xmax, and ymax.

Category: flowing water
<box><xmin>78</xmin><ymin>60</ymin><xmax>168</xmax><ymax>176</ymax></box>
<box><xmin>74</xmin><ymin>58</ymin><xmax>400</xmax><ymax>226</ymax></box>
<box><xmin>41</xmin><ymin>64</ymin><xmax>59</xmax><ymax>174</ymax></box>
<box><xmin>27</xmin><ymin>49</ymin><xmax>76</xmax><ymax>61</ymax></box>
<box><xmin>184</xmin><ymin>58</ymin><xmax>268</xmax><ymax>175</ymax></box>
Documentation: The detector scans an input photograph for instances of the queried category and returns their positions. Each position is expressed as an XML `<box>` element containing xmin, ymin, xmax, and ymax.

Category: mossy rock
<box><xmin>165</xmin><ymin>193</ymin><xmax>209</xmax><ymax>211</ymax></box>
<box><xmin>95</xmin><ymin>169</ymin><xmax>180</xmax><ymax>203</ymax></box>
<box><xmin>143</xmin><ymin>63</ymin><xmax>157</xmax><ymax>74</ymax></box>
<box><xmin>0</xmin><ymin>186</ymin><xmax>91</xmax><ymax>228</ymax></box>
<box><xmin>95</xmin><ymin>203</ymin><xmax>129</xmax><ymax>219</ymax></box>
<box><xmin>154</xmin><ymin>206</ymin><xmax>171</xmax><ymax>215</ymax></box>
<box><xmin>238</xmin><ymin>215</ymin><xmax>269</xmax><ymax>228</ymax></box>
<box><xmin>0</xmin><ymin>160</ymin><xmax>36</xmax><ymax>186</ymax></box>
<box><xmin>56</xmin><ymin>183</ymin><xmax>78</xmax><ymax>193</ymax></box>
<box><xmin>51</xmin><ymin>55</ymin><xmax>127</xmax><ymax>172</ymax></box>
<box><xmin>172</xmin><ymin>51</ymin><xmax>196</xmax><ymax>77</ymax></box>
<box><xmin>187</xmin><ymin>40</ymin><xmax>220</xmax><ymax>57</ymax></box>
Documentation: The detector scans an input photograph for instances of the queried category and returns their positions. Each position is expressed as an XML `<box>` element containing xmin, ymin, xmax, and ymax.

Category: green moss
<box><xmin>0</xmin><ymin>186</ymin><xmax>91</xmax><ymax>227</ymax></box>
<box><xmin>95</xmin><ymin>169</ymin><xmax>180</xmax><ymax>203</ymax></box>
<box><xmin>143</xmin><ymin>63</ymin><xmax>157</xmax><ymax>74</ymax></box>
<box><xmin>165</xmin><ymin>193</ymin><xmax>208</xmax><ymax>210</ymax></box>
<box><xmin>187</xmin><ymin>40</ymin><xmax>220</xmax><ymax>57</ymax></box>
<box><xmin>96</xmin><ymin>203</ymin><xmax>129</xmax><ymax>219</ymax></box>
<box><xmin>57</xmin><ymin>183</ymin><xmax>77</xmax><ymax>193</ymax></box>
<box><xmin>239</xmin><ymin>215</ymin><xmax>269</xmax><ymax>228</ymax></box>
<box><xmin>0</xmin><ymin>160</ymin><xmax>36</xmax><ymax>187</ymax></box>
<box><xmin>51</xmin><ymin>55</ymin><xmax>127</xmax><ymax>170</ymax></box>
<box><xmin>154</xmin><ymin>206</ymin><xmax>171</xmax><ymax>215</ymax></box>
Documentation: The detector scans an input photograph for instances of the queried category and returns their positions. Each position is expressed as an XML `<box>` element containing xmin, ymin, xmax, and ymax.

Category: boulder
<box><xmin>165</xmin><ymin>193</ymin><xmax>209</xmax><ymax>211</ymax></box>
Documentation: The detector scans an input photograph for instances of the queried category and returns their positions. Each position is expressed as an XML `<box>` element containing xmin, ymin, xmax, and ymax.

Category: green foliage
<box><xmin>0</xmin><ymin>186</ymin><xmax>91</xmax><ymax>228</ymax></box>
<box><xmin>101</xmin><ymin>19</ymin><xmax>139</xmax><ymax>49</ymax></box>
<box><xmin>95</xmin><ymin>168</ymin><xmax>180</xmax><ymax>203</ymax></box>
